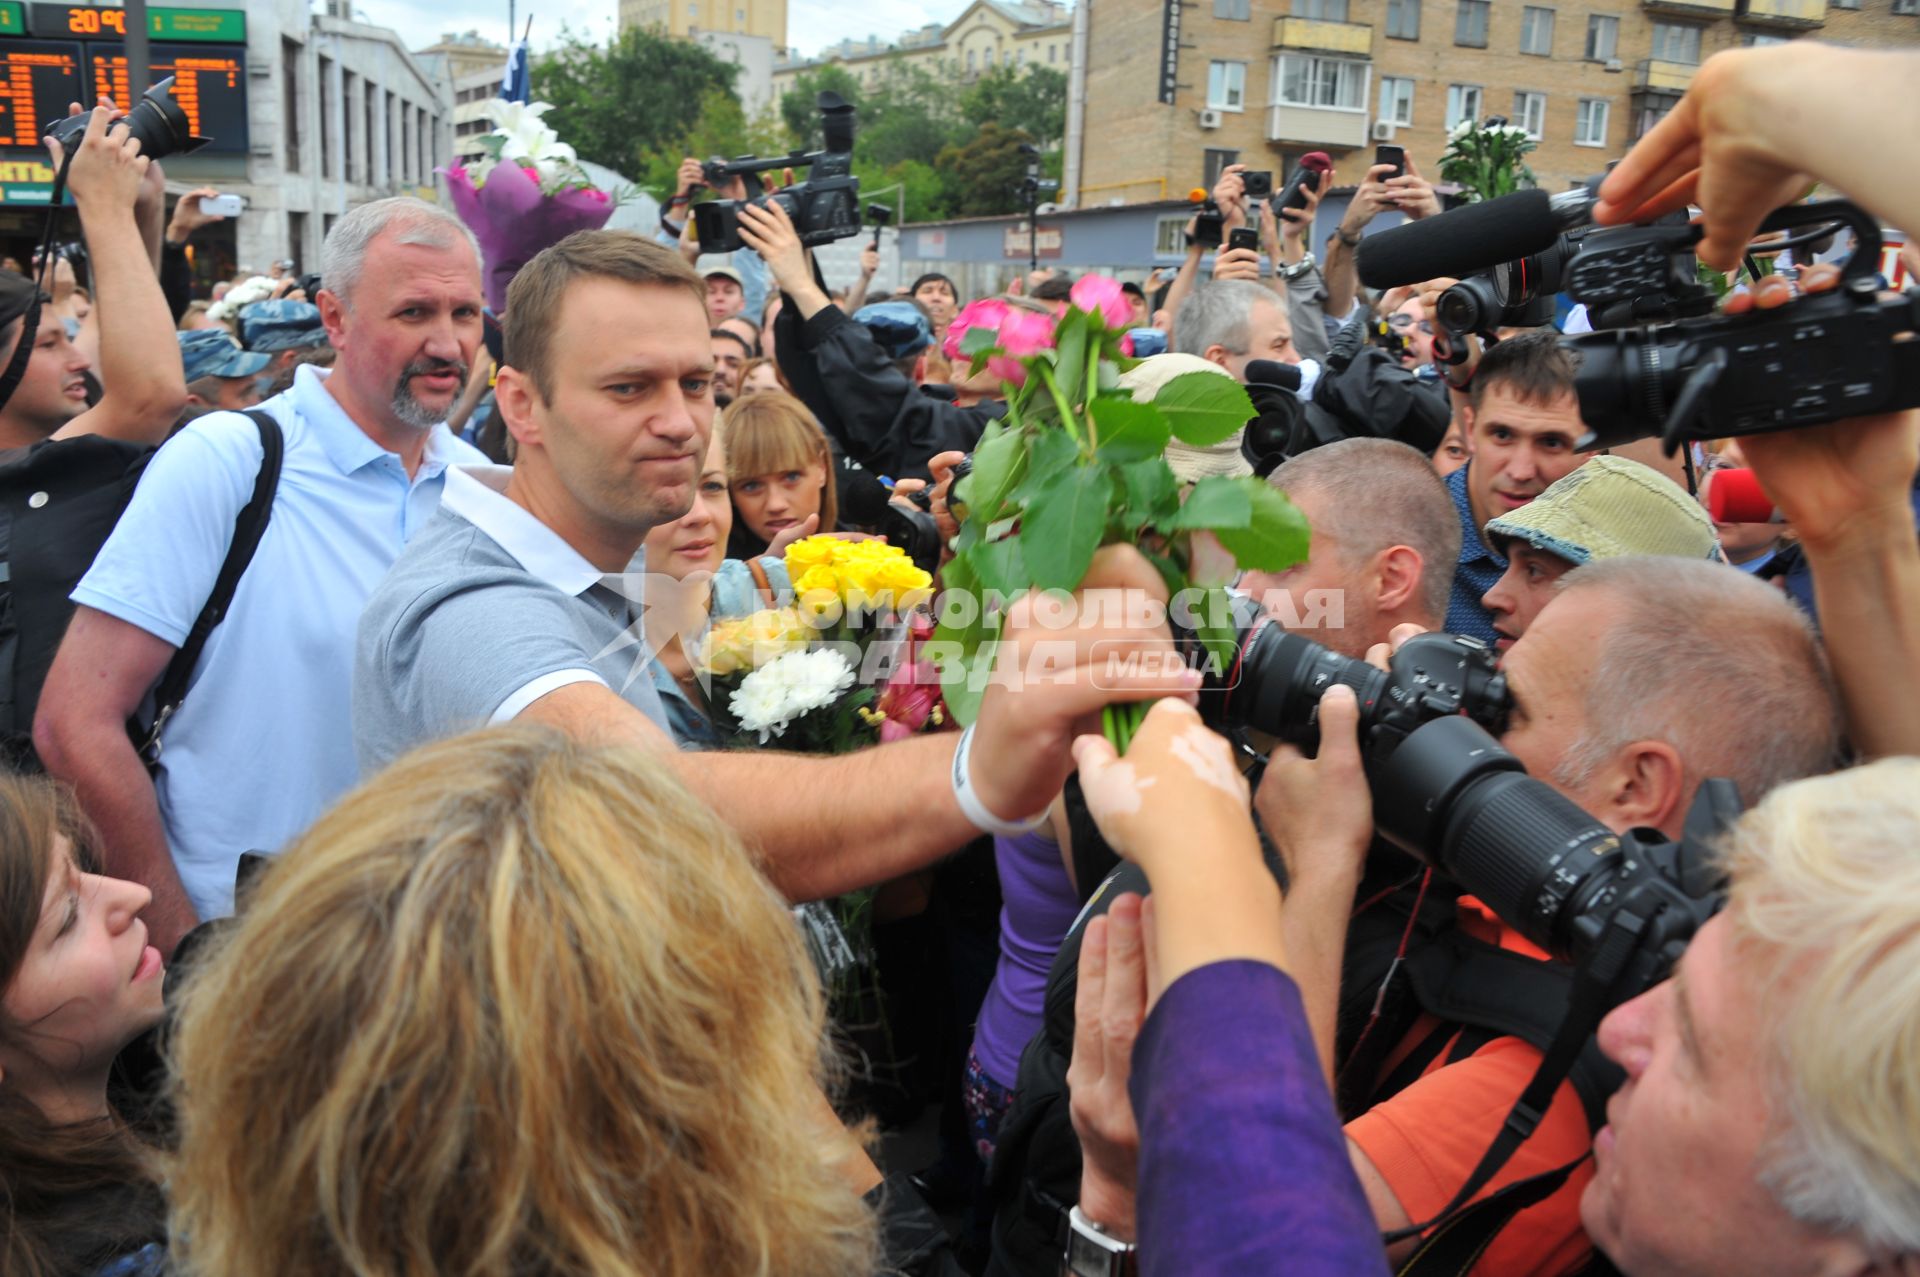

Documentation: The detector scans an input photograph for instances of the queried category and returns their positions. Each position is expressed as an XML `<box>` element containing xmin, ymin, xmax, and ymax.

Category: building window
<box><xmin>282</xmin><ymin>38</ymin><xmax>302</xmax><ymax>174</ymax></box>
<box><xmin>288</xmin><ymin>210</ymin><xmax>307</xmax><ymax>265</ymax></box>
<box><xmin>687</xmin><ymin>1</ymin><xmax>696</xmax><ymax>13</ymax></box>
<box><xmin>1634</xmin><ymin>96</ymin><xmax>1677</xmax><ymax>138</ymax></box>
<box><xmin>967</xmin><ymin>49</ymin><xmax>976</xmax><ymax>69</ymax></box>
<box><xmin>1379</xmin><ymin>75</ymin><xmax>1415</xmax><ymax>125</ymax></box>
<box><xmin>1651</xmin><ymin>21</ymin><xmax>1703</xmax><ymax>62</ymax></box>
<box><xmin>1831</xmin><ymin>0</ymin><xmax>1859</xmax><ymax>9</ymax></box>
<box><xmin>365</xmin><ymin>85</ymin><xmax>377</xmax><ymax>183</ymax></box>
<box><xmin>1156</xmin><ymin>214</ymin><xmax>1192</xmax><ymax>255</ymax></box>
<box><xmin>1203</xmin><ymin>148</ymin><xmax>1241</xmax><ymax>188</ymax></box>
<box><xmin>1519</xmin><ymin>6</ymin><xmax>1555</xmax><ymax>54</ymax></box>
<box><xmin>1576</xmin><ymin>97</ymin><xmax>1610</xmax><ymax>146</ymax></box>
<box><xmin>1445</xmin><ymin>83</ymin><xmax>1483</xmax><ymax>128</ymax></box>
<box><xmin>1897</xmin><ymin>0</ymin><xmax>1918</xmax><ymax>12</ymax></box>
<box><xmin>1274</xmin><ymin>54</ymin><xmax>1366</xmax><ymax>109</ymax></box>
<box><xmin>1208</xmin><ymin>60</ymin><xmax>1247</xmax><ymax>110</ymax></box>
<box><xmin>343</xmin><ymin>71</ymin><xmax>359</xmax><ymax>182</ymax></box>
<box><xmin>1386</xmin><ymin>0</ymin><xmax>1421</xmax><ymax>37</ymax></box>
<box><xmin>1049</xmin><ymin>43</ymin><xmax>1057</xmax><ymax>60</ymax></box>
<box><xmin>1514</xmin><ymin>90</ymin><xmax>1546</xmax><ymax>137</ymax></box>
<box><xmin>1017</xmin><ymin>46</ymin><xmax>1025</xmax><ymax>63</ymax></box>
<box><xmin>1454</xmin><ymin>0</ymin><xmax>1489</xmax><ymax>46</ymax></box>
<box><xmin>1742</xmin><ymin>32</ymin><xmax>1791</xmax><ymax>43</ymax></box>
<box><xmin>1294</xmin><ymin>0</ymin><xmax>1350</xmax><ymax>17</ymax></box>
<box><xmin>1585</xmin><ymin>13</ymin><xmax>1619</xmax><ymax>60</ymax></box>
<box><xmin>1215</xmin><ymin>0</ymin><xmax>1251</xmax><ymax>17</ymax></box>
<box><xmin>318</xmin><ymin>57</ymin><xmax>333</xmax><ymax>179</ymax></box>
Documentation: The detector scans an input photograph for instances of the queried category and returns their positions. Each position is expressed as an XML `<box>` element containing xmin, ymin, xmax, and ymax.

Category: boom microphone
<box><xmin>1355</xmin><ymin>188</ymin><xmax>1597</xmax><ymax>290</ymax></box>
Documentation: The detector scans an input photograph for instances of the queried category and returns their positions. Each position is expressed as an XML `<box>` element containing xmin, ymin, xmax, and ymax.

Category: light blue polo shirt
<box><xmin>71</xmin><ymin>365</ymin><xmax>485</xmax><ymax>919</ymax></box>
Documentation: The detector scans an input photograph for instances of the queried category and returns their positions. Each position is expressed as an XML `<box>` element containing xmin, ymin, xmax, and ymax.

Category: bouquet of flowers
<box><xmin>440</xmin><ymin>100</ymin><xmax>620</xmax><ymax>311</ymax></box>
<box><xmin>932</xmin><ymin>276</ymin><xmax>1311</xmax><ymax>744</ymax></box>
<box><xmin>1438</xmin><ymin>116</ymin><xmax>1539</xmax><ymax>203</ymax></box>
<box><xmin>695</xmin><ymin>535</ymin><xmax>940</xmax><ymax>751</ymax></box>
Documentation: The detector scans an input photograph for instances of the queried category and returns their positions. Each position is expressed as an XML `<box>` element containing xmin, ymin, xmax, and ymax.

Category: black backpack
<box><xmin>0</xmin><ymin>411</ymin><xmax>284</xmax><ymax>771</ymax></box>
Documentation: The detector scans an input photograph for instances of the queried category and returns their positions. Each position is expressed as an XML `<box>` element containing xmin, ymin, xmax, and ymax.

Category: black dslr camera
<box><xmin>1190</xmin><ymin>597</ymin><xmax>1725</xmax><ymax>1002</ymax></box>
<box><xmin>691</xmin><ymin>93</ymin><xmax>861</xmax><ymax>255</ymax></box>
<box><xmin>44</xmin><ymin>77</ymin><xmax>210</xmax><ymax>162</ymax></box>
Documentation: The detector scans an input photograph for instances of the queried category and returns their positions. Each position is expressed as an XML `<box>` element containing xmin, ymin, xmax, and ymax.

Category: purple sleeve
<box><xmin>1130</xmin><ymin>960</ymin><xmax>1390</xmax><ymax>1277</ymax></box>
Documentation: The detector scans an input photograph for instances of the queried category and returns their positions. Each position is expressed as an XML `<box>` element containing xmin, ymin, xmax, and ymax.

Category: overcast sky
<box><xmin>352</xmin><ymin>0</ymin><xmax>977</xmax><ymax>63</ymax></box>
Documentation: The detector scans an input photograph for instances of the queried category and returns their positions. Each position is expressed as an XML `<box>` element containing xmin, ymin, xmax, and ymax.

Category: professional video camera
<box><xmin>691</xmin><ymin>92</ymin><xmax>861</xmax><ymax>255</ymax></box>
<box><xmin>1356</xmin><ymin>186</ymin><xmax>1920</xmax><ymax>455</ymax></box>
<box><xmin>44</xmin><ymin>77</ymin><xmax>210</xmax><ymax>162</ymax></box>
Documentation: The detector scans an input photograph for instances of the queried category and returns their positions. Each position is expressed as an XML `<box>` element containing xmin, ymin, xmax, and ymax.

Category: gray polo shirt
<box><xmin>354</xmin><ymin>465</ymin><xmax>670</xmax><ymax>774</ymax></box>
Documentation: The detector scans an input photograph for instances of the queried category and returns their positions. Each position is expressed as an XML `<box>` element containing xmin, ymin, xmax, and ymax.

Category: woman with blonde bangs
<box><xmin>165</xmin><ymin>728</ymin><xmax>902</xmax><ymax>1277</ymax></box>
<box><xmin>721</xmin><ymin>390</ymin><xmax>839</xmax><ymax>560</ymax></box>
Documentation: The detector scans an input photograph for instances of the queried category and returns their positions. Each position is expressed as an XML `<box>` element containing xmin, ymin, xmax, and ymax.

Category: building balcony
<box><xmin>1267</xmin><ymin>103</ymin><xmax>1369</xmax><ymax>150</ymax></box>
<box><xmin>1641</xmin><ymin>0</ymin><xmax>1737</xmax><ymax>16</ymax></box>
<box><xmin>1736</xmin><ymin>0</ymin><xmax>1826</xmax><ymax>26</ymax></box>
<box><xmin>1271</xmin><ymin>16</ymin><xmax>1374</xmax><ymax>56</ymax></box>
<box><xmin>1634</xmin><ymin>58</ymin><xmax>1699</xmax><ymax>92</ymax></box>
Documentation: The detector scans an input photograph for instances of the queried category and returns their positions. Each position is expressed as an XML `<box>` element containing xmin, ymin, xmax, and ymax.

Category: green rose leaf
<box><xmin>1155</xmin><ymin>371</ymin><xmax>1255</xmax><ymax>446</ymax></box>
<box><xmin>1193</xmin><ymin>584</ymin><xmax>1242</xmax><ymax>674</ymax></box>
<box><xmin>1021</xmin><ymin>465</ymin><xmax>1111</xmax><ymax>592</ymax></box>
<box><xmin>971</xmin><ymin>533</ymin><xmax>1029</xmax><ymax>599</ymax></box>
<box><xmin>1051</xmin><ymin>311</ymin><xmax>1090</xmax><ymax>406</ymax></box>
<box><xmin>960</xmin><ymin>324</ymin><xmax>1000</xmax><ymax>357</ymax></box>
<box><xmin>1165</xmin><ymin>474</ymin><xmax>1253</xmax><ymax>531</ymax></box>
<box><xmin>1091</xmin><ymin>398</ymin><xmax>1173</xmax><ymax>464</ymax></box>
<box><xmin>1011</xmin><ymin>426</ymin><xmax>1080</xmax><ymax>506</ymax></box>
<box><xmin>1213</xmin><ymin>477</ymin><xmax>1311</xmax><ymax>572</ymax></box>
<box><xmin>961</xmin><ymin>420</ymin><xmax>1025</xmax><ymax>526</ymax></box>
<box><xmin>1118</xmin><ymin>458</ymin><xmax>1180</xmax><ymax>524</ymax></box>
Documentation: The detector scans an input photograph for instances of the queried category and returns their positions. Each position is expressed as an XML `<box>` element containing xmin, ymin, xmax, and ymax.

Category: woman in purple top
<box><xmin>1062</xmin><ymin>691</ymin><xmax>1390</xmax><ymax>1277</ymax></box>
<box><xmin>966</xmin><ymin>820</ymin><xmax>1084</xmax><ymax>1162</ymax></box>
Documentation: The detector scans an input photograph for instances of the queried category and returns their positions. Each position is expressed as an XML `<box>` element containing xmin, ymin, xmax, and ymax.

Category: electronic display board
<box><xmin>0</xmin><ymin>3</ymin><xmax>25</xmax><ymax>34</ymax></box>
<box><xmin>0</xmin><ymin>38</ymin><xmax>84</xmax><ymax>149</ymax></box>
<box><xmin>87</xmin><ymin>42</ymin><xmax>247</xmax><ymax>152</ymax></box>
<box><xmin>30</xmin><ymin>4</ymin><xmax>246</xmax><ymax>43</ymax></box>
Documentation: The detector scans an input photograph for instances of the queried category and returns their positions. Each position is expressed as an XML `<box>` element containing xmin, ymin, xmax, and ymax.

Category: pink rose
<box><xmin>997</xmin><ymin>307</ymin><xmax>1057</xmax><ymax>357</ymax></box>
<box><xmin>1120</xmin><ymin>333</ymin><xmax>1135</xmax><ymax>358</ymax></box>
<box><xmin>944</xmin><ymin>297</ymin><xmax>1012</xmax><ymax>361</ymax></box>
<box><xmin>987</xmin><ymin>354</ymin><xmax>1028</xmax><ymax>387</ymax></box>
<box><xmin>586</xmin><ymin>187</ymin><xmax>610</xmax><ymax>202</ymax></box>
<box><xmin>1071</xmin><ymin>274</ymin><xmax>1133</xmax><ymax>331</ymax></box>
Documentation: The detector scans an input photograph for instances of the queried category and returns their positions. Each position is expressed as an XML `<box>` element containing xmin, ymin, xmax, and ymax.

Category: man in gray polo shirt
<box><xmin>356</xmin><ymin>223</ymin><xmax>1193</xmax><ymax>903</ymax></box>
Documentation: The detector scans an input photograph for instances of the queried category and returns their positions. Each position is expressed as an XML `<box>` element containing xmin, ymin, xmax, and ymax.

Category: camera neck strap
<box><xmin>0</xmin><ymin>149</ymin><xmax>77</xmax><ymax>419</ymax></box>
<box><xmin>1380</xmin><ymin>902</ymin><xmax>1657</xmax><ymax>1250</ymax></box>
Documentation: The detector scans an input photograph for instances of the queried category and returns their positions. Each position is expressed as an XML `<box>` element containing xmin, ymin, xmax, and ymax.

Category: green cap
<box><xmin>1485</xmin><ymin>455</ymin><xmax>1721</xmax><ymax>566</ymax></box>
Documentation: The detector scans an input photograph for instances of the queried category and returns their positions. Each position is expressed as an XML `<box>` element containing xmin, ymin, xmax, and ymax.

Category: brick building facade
<box><xmin>1074</xmin><ymin>0</ymin><xmax>1920</xmax><ymax>205</ymax></box>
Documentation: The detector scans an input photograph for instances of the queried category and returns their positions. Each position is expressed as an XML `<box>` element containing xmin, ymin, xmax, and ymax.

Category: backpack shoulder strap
<box><xmin>133</xmin><ymin>410</ymin><xmax>284</xmax><ymax>762</ymax></box>
<box><xmin>746</xmin><ymin>556</ymin><xmax>776</xmax><ymax>607</ymax></box>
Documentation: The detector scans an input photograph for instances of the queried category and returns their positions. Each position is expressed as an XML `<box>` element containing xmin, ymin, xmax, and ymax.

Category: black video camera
<box><xmin>1191</xmin><ymin>199</ymin><xmax>1226</xmax><ymax>249</ymax></box>
<box><xmin>44</xmin><ymin>77</ymin><xmax>210</xmax><ymax>163</ymax></box>
<box><xmin>691</xmin><ymin>93</ymin><xmax>860</xmax><ymax>255</ymax></box>
<box><xmin>1442</xmin><ymin>194</ymin><xmax>1918</xmax><ymax>454</ymax></box>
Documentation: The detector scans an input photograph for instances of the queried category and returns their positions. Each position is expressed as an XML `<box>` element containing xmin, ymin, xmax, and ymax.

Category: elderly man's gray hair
<box><xmin>318</xmin><ymin>198</ymin><xmax>480</xmax><ymax>307</ymax></box>
<box><xmin>1173</xmin><ymin>280</ymin><xmax>1280</xmax><ymax>360</ymax></box>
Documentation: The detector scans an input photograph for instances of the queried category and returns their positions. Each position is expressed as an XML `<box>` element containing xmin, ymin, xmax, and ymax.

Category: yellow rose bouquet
<box><xmin>693</xmin><ymin>535</ymin><xmax>943</xmax><ymax>752</ymax></box>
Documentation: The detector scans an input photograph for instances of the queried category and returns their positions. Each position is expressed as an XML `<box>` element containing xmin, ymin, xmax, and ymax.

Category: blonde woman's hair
<box><xmin>166</xmin><ymin>726</ymin><xmax>876</xmax><ymax>1277</ymax></box>
<box><xmin>720</xmin><ymin>390</ymin><xmax>839</xmax><ymax>532</ymax></box>
<box><xmin>1720</xmin><ymin>757</ymin><xmax>1920</xmax><ymax>1257</ymax></box>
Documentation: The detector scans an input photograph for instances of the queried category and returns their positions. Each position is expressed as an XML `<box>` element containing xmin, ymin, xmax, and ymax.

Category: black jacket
<box><xmin>775</xmin><ymin>295</ymin><xmax>1004</xmax><ymax>482</ymax></box>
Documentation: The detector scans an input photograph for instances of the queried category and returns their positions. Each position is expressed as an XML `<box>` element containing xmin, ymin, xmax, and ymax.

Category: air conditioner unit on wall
<box><xmin>1371</xmin><ymin>120</ymin><xmax>1397</xmax><ymax>141</ymax></box>
<box><xmin>1199</xmin><ymin>108</ymin><xmax>1224</xmax><ymax>129</ymax></box>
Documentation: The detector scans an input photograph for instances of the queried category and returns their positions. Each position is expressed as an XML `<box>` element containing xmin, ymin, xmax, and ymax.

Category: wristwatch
<box><xmin>1063</xmin><ymin>1205</ymin><xmax>1138</xmax><ymax>1277</ymax></box>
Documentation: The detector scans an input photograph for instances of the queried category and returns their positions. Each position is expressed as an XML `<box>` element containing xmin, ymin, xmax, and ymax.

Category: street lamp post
<box><xmin>1014</xmin><ymin>141</ymin><xmax>1058</xmax><ymax>277</ymax></box>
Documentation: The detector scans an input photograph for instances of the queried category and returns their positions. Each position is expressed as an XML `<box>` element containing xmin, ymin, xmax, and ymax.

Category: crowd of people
<box><xmin>0</xmin><ymin>39</ymin><xmax>1917</xmax><ymax>1277</ymax></box>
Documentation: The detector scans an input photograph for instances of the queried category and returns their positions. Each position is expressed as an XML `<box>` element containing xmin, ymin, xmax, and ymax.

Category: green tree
<box><xmin>959</xmin><ymin>65</ymin><xmax>1068</xmax><ymax>148</ymax></box>
<box><xmin>935</xmin><ymin>123</ymin><xmax>1038</xmax><ymax>218</ymax></box>
<box><xmin>534</xmin><ymin>27</ymin><xmax>739</xmax><ymax>177</ymax></box>
<box><xmin>635</xmin><ymin>87</ymin><xmax>789</xmax><ymax>199</ymax></box>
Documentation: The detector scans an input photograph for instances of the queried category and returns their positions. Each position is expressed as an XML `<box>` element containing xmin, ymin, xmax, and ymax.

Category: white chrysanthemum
<box><xmin>730</xmin><ymin>649</ymin><xmax>856</xmax><ymax>742</ymax></box>
<box><xmin>206</xmin><ymin>275</ymin><xmax>276</xmax><ymax>325</ymax></box>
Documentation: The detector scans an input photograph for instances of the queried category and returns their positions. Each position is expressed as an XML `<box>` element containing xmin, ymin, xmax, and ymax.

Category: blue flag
<box><xmin>500</xmin><ymin>38</ymin><xmax>530</xmax><ymax>103</ymax></box>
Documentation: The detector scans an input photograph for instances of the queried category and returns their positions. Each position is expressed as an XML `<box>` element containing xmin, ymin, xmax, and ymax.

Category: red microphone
<box><xmin>1705</xmin><ymin>467</ymin><xmax>1783</xmax><ymax>524</ymax></box>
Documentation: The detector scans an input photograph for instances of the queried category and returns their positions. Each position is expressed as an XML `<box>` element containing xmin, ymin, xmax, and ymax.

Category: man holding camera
<box><xmin>661</xmin><ymin>157</ymin><xmax>769</xmax><ymax>322</ymax></box>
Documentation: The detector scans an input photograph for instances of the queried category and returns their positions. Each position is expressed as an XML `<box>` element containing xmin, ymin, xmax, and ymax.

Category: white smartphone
<box><xmin>200</xmin><ymin>193</ymin><xmax>244</xmax><ymax>217</ymax></box>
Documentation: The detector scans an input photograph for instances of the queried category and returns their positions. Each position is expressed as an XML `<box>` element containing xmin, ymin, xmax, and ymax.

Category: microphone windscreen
<box><xmin>1705</xmin><ymin>466</ymin><xmax>1778</xmax><ymax>523</ymax></box>
<box><xmin>1355</xmin><ymin>189</ymin><xmax>1560</xmax><ymax>290</ymax></box>
<box><xmin>1244</xmin><ymin>359</ymin><xmax>1303</xmax><ymax>392</ymax></box>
